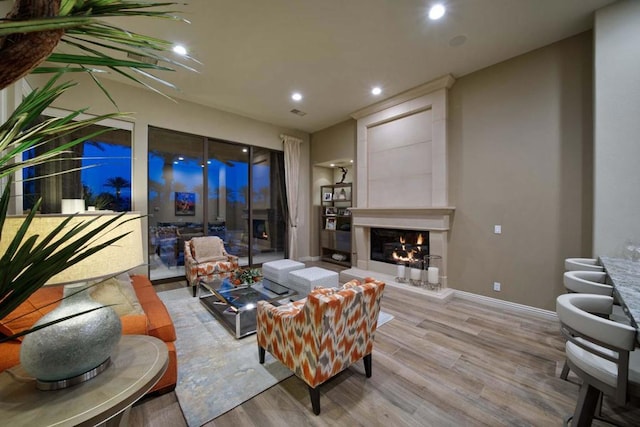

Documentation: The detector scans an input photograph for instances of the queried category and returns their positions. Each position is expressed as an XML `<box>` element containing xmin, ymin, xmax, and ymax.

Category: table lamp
<box><xmin>0</xmin><ymin>212</ymin><xmax>143</xmax><ymax>390</ymax></box>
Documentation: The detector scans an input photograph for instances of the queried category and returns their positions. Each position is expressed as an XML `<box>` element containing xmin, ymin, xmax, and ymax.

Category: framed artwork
<box><xmin>175</xmin><ymin>192</ymin><xmax>196</xmax><ymax>216</ymax></box>
<box><xmin>325</xmin><ymin>217</ymin><xmax>336</xmax><ymax>230</ymax></box>
<box><xmin>337</xmin><ymin>208</ymin><xmax>347</xmax><ymax>216</ymax></box>
<box><xmin>325</xmin><ymin>207</ymin><xmax>337</xmax><ymax>216</ymax></box>
<box><xmin>322</xmin><ymin>192</ymin><xmax>333</xmax><ymax>202</ymax></box>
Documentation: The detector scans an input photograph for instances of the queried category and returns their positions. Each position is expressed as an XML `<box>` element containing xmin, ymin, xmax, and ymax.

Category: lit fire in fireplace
<box><xmin>391</xmin><ymin>233</ymin><xmax>426</xmax><ymax>262</ymax></box>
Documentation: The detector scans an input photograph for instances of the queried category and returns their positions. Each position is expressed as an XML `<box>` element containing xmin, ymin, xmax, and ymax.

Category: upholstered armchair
<box><xmin>184</xmin><ymin>236</ymin><xmax>239</xmax><ymax>296</ymax></box>
<box><xmin>256</xmin><ymin>277</ymin><xmax>385</xmax><ymax>415</ymax></box>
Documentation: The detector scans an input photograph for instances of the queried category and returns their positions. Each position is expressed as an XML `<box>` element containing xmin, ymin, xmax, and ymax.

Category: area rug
<box><xmin>158</xmin><ymin>287</ymin><xmax>394</xmax><ymax>426</ymax></box>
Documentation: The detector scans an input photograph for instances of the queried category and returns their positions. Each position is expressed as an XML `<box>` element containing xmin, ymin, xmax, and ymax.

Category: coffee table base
<box><xmin>200</xmin><ymin>294</ymin><xmax>259</xmax><ymax>338</ymax></box>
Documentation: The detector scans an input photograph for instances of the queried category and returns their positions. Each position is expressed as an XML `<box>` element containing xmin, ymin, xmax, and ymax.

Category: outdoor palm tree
<box><xmin>0</xmin><ymin>0</ymin><xmax>195</xmax><ymax>322</ymax></box>
<box><xmin>104</xmin><ymin>176</ymin><xmax>131</xmax><ymax>201</ymax></box>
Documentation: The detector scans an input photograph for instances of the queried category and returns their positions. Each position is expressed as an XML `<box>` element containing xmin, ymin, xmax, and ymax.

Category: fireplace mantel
<box><xmin>350</xmin><ymin>207</ymin><xmax>455</xmax><ymax>231</ymax></box>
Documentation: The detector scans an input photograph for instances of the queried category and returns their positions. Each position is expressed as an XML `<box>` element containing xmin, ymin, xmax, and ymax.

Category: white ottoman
<box><xmin>262</xmin><ymin>259</ymin><xmax>305</xmax><ymax>294</ymax></box>
<box><xmin>287</xmin><ymin>267</ymin><xmax>339</xmax><ymax>297</ymax></box>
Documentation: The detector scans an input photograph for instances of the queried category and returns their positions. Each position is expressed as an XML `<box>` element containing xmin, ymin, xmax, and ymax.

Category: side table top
<box><xmin>0</xmin><ymin>335</ymin><xmax>168</xmax><ymax>427</ymax></box>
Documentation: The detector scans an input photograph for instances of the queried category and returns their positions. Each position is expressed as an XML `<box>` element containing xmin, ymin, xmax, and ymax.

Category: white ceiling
<box><xmin>111</xmin><ymin>0</ymin><xmax>615</xmax><ymax>133</ymax></box>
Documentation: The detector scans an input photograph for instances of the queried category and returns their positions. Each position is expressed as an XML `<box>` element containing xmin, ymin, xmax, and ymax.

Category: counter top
<box><xmin>600</xmin><ymin>257</ymin><xmax>640</xmax><ymax>329</ymax></box>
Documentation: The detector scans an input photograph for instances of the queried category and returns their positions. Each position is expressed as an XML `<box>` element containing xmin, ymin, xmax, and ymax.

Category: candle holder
<box><xmin>409</xmin><ymin>259</ymin><xmax>423</xmax><ymax>287</ymax></box>
<box><xmin>423</xmin><ymin>255</ymin><xmax>442</xmax><ymax>290</ymax></box>
<box><xmin>395</xmin><ymin>261</ymin><xmax>408</xmax><ymax>283</ymax></box>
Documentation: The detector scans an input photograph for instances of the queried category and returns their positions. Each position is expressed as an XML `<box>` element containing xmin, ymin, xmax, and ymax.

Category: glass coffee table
<box><xmin>198</xmin><ymin>277</ymin><xmax>297</xmax><ymax>338</ymax></box>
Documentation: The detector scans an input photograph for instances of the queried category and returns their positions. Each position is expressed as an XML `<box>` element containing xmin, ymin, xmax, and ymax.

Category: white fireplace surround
<box><xmin>343</xmin><ymin>75</ymin><xmax>456</xmax><ymax>293</ymax></box>
<box><xmin>349</xmin><ymin>207</ymin><xmax>454</xmax><ymax>286</ymax></box>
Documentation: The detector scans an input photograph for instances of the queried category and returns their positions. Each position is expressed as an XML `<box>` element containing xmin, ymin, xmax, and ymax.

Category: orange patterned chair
<box><xmin>256</xmin><ymin>277</ymin><xmax>385</xmax><ymax>415</ymax></box>
<box><xmin>184</xmin><ymin>236</ymin><xmax>239</xmax><ymax>296</ymax></box>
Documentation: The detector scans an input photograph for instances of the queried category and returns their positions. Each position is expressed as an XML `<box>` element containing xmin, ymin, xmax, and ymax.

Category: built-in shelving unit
<box><xmin>320</xmin><ymin>183</ymin><xmax>352</xmax><ymax>267</ymax></box>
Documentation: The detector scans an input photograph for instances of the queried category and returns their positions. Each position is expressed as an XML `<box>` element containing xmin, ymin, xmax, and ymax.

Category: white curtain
<box><xmin>282</xmin><ymin>135</ymin><xmax>301</xmax><ymax>259</ymax></box>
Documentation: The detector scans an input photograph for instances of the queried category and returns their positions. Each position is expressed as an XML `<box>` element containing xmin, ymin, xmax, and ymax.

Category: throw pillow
<box><xmin>90</xmin><ymin>275</ymin><xmax>144</xmax><ymax>317</ymax></box>
<box><xmin>191</xmin><ymin>236</ymin><xmax>223</xmax><ymax>262</ymax></box>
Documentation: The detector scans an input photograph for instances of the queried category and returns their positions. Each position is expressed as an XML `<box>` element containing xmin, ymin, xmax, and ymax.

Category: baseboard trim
<box><xmin>454</xmin><ymin>290</ymin><xmax>558</xmax><ymax>321</ymax></box>
<box><xmin>337</xmin><ymin>267</ymin><xmax>557</xmax><ymax>321</ymax></box>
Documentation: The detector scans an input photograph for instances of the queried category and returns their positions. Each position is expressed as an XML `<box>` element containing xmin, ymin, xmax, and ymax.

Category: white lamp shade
<box><xmin>0</xmin><ymin>212</ymin><xmax>144</xmax><ymax>286</ymax></box>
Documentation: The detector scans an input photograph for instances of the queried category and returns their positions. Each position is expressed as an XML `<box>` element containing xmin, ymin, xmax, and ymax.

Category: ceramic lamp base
<box><xmin>36</xmin><ymin>357</ymin><xmax>111</xmax><ymax>391</ymax></box>
<box><xmin>20</xmin><ymin>283</ymin><xmax>121</xmax><ymax>390</ymax></box>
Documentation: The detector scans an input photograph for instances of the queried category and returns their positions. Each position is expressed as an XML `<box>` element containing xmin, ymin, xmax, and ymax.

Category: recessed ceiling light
<box><xmin>371</xmin><ymin>86</ymin><xmax>382</xmax><ymax>95</ymax></box>
<box><xmin>242</xmin><ymin>148</ymin><xmax>248</xmax><ymax>153</ymax></box>
<box><xmin>172</xmin><ymin>44</ymin><xmax>188</xmax><ymax>56</ymax></box>
<box><xmin>291</xmin><ymin>92</ymin><xmax>303</xmax><ymax>101</ymax></box>
<box><xmin>350</xmin><ymin>159</ymin><xmax>354</xmax><ymax>163</ymax></box>
<box><xmin>428</xmin><ymin>4</ymin><xmax>446</xmax><ymax>20</ymax></box>
<box><xmin>330</xmin><ymin>163</ymin><xmax>335</xmax><ymax>167</ymax></box>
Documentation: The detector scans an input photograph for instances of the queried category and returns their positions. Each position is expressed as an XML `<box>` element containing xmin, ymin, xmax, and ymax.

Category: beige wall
<box><xmin>593</xmin><ymin>0</ymin><xmax>640</xmax><ymax>256</ymax></box>
<box><xmin>448</xmin><ymin>32</ymin><xmax>593</xmax><ymax>310</ymax></box>
<box><xmin>310</xmin><ymin>119</ymin><xmax>356</xmax><ymax>165</ymax></box>
<box><xmin>28</xmin><ymin>74</ymin><xmax>312</xmax><ymax>262</ymax></box>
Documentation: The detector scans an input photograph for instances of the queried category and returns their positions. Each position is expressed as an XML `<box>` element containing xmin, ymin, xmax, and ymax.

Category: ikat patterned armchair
<box><xmin>256</xmin><ymin>277</ymin><xmax>385</xmax><ymax>415</ymax></box>
<box><xmin>184</xmin><ymin>236</ymin><xmax>239</xmax><ymax>297</ymax></box>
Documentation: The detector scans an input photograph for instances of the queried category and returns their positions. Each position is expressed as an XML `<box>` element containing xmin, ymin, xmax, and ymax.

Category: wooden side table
<box><xmin>0</xmin><ymin>335</ymin><xmax>168</xmax><ymax>427</ymax></box>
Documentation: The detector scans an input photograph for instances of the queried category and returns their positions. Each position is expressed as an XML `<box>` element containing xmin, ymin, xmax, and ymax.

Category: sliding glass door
<box><xmin>148</xmin><ymin>127</ymin><xmax>286</xmax><ymax>281</ymax></box>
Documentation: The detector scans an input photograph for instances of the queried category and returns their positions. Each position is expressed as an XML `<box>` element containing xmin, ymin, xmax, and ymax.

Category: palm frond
<box><xmin>0</xmin><ymin>0</ymin><xmax>193</xmax><ymax>332</ymax></box>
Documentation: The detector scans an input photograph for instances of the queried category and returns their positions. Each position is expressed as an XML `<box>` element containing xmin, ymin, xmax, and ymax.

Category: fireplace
<box><xmin>370</xmin><ymin>228</ymin><xmax>429</xmax><ymax>265</ymax></box>
<box><xmin>344</xmin><ymin>75</ymin><xmax>456</xmax><ymax>294</ymax></box>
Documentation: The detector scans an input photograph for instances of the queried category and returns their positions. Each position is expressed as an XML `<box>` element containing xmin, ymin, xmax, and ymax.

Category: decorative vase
<box><xmin>20</xmin><ymin>283</ymin><xmax>122</xmax><ymax>388</ymax></box>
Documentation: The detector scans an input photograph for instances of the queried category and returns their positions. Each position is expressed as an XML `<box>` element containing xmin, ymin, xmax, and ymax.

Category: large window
<box><xmin>148</xmin><ymin>127</ymin><xmax>286</xmax><ymax>280</ymax></box>
<box><xmin>22</xmin><ymin>112</ymin><xmax>132</xmax><ymax>214</ymax></box>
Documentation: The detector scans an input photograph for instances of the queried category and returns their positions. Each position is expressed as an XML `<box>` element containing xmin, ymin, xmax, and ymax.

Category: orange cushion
<box><xmin>0</xmin><ymin>287</ymin><xmax>62</xmax><ymax>339</ymax></box>
<box><xmin>150</xmin><ymin>341</ymin><xmax>178</xmax><ymax>393</ymax></box>
<box><xmin>121</xmin><ymin>313</ymin><xmax>149</xmax><ymax>335</ymax></box>
<box><xmin>144</xmin><ymin>301</ymin><xmax>177</xmax><ymax>342</ymax></box>
<box><xmin>130</xmin><ymin>275</ymin><xmax>176</xmax><ymax>342</ymax></box>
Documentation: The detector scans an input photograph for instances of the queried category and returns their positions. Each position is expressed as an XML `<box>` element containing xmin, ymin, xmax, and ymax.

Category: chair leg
<box><xmin>363</xmin><ymin>354</ymin><xmax>372</xmax><ymax>378</ymax></box>
<box><xmin>571</xmin><ymin>384</ymin><xmax>601</xmax><ymax>427</ymax></box>
<box><xmin>192</xmin><ymin>284</ymin><xmax>197</xmax><ymax>298</ymax></box>
<box><xmin>258</xmin><ymin>346</ymin><xmax>265</xmax><ymax>364</ymax></box>
<box><xmin>308</xmin><ymin>385</ymin><xmax>320</xmax><ymax>415</ymax></box>
<box><xmin>560</xmin><ymin>360</ymin><xmax>570</xmax><ymax>380</ymax></box>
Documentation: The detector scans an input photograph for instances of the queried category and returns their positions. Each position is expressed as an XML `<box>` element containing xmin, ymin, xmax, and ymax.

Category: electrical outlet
<box><xmin>494</xmin><ymin>225</ymin><xmax>502</xmax><ymax>234</ymax></box>
<box><xmin>493</xmin><ymin>282</ymin><xmax>501</xmax><ymax>292</ymax></box>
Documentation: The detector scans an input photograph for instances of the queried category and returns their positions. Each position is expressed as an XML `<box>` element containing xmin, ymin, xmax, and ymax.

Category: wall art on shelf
<box><xmin>325</xmin><ymin>217</ymin><xmax>336</xmax><ymax>230</ymax></box>
<box><xmin>175</xmin><ymin>192</ymin><xmax>196</xmax><ymax>216</ymax></box>
<box><xmin>322</xmin><ymin>192</ymin><xmax>333</xmax><ymax>202</ymax></box>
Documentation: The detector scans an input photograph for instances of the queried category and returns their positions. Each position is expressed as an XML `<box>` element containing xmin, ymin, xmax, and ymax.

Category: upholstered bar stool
<box><xmin>563</xmin><ymin>271</ymin><xmax>628</xmax><ymax>323</ymax></box>
<box><xmin>564</xmin><ymin>258</ymin><xmax>604</xmax><ymax>272</ymax></box>
<box><xmin>560</xmin><ymin>271</ymin><xmax>631</xmax><ymax>380</ymax></box>
<box><xmin>556</xmin><ymin>294</ymin><xmax>640</xmax><ymax>426</ymax></box>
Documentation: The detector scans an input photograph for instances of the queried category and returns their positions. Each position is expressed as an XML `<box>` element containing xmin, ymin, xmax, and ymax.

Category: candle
<box><xmin>411</xmin><ymin>268</ymin><xmax>421</xmax><ymax>281</ymax></box>
<box><xmin>428</xmin><ymin>267</ymin><xmax>439</xmax><ymax>284</ymax></box>
<box><xmin>397</xmin><ymin>264</ymin><xmax>405</xmax><ymax>278</ymax></box>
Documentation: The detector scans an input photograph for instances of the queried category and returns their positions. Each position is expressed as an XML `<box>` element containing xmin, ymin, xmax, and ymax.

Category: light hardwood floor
<box><xmin>131</xmin><ymin>263</ymin><xmax>640</xmax><ymax>426</ymax></box>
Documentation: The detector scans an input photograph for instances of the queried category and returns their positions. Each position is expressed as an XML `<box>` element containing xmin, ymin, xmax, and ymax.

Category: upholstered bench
<box><xmin>287</xmin><ymin>267</ymin><xmax>339</xmax><ymax>297</ymax></box>
<box><xmin>262</xmin><ymin>259</ymin><xmax>305</xmax><ymax>294</ymax></box>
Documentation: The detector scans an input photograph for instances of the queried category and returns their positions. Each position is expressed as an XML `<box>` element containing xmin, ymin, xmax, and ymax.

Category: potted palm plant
<box><xmin>0</xmin><ymin>1</ymin><xmax>194</xmax><ymax>325</ymax></box>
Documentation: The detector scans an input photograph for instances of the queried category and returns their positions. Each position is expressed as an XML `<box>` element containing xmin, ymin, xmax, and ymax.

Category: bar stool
<box><xmin>560</xmin><ymin>271</ymin><xmax>631</xmax><ymax>380</ymax></box>
<box><xmin>556</xmin><ymin>294</ymin><xmax>640</xmax><ymax>426</ymax></box>
<box><xmin>564</xmin><ymin>258</ymin><xmax>604</xmax><ymax>272</ymax></box>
